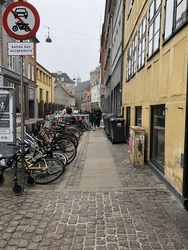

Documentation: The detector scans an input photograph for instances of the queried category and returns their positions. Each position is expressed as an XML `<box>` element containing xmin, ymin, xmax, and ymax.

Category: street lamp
<box><xmin>45</xmin><ymin>27</ymin><xmax>52</xmax><ymax>43</ymax></box>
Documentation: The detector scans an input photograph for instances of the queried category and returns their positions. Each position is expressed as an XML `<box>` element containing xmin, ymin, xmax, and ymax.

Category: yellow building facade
<box><xmin>36</xmin><ymin>63</ymin><xmax>54</xmax><ymax>117</ymax></box>
<box><xmin>36</xmin><ymin>62</ymin><xmax>54</xmax><ymax>103</ymax></box>
<box><xmin>122</xmin><ymin>0</ymin><xmax>188</xmax><ymax>207</ymax></box>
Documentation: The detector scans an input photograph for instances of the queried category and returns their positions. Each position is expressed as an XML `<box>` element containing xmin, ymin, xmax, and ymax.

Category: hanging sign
<box><xmin>2</xmin><ymin>1</ymin><xmax>40</xmax><ymax>40</ymax></box>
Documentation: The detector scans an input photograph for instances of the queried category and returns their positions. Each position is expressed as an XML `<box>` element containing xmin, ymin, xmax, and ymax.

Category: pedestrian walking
<box><xmin>95</xmin><ymin>107</ymin><xmax>102</xmax><ymax>128</ymax></box>
<box><xmin>89</xmin><ymin>108</ymin><xmax>97</xmax><ymax>130</ymax></box>
<box><xmin>62</xmin><ymin>106</ymin><xmax>67</xmax><ymax>116</ymax></box>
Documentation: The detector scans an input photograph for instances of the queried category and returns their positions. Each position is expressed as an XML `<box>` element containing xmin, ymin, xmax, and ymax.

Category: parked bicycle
<box><xmin>0</xmin><ymin>141</ymin><xmax>65</xmax><ymax>196</ymax></box>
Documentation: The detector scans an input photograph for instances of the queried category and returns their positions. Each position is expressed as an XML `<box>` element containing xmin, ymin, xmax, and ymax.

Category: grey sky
<box><xmin>28</xmin><ymin>0</ymin><xmax>105</xmax><ymax>82</ymax></box>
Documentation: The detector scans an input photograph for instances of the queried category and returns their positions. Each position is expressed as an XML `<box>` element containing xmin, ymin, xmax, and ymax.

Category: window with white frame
<box><xmin>8</xmin><ymin>56</ymin><xmax>15</xmax><ymax>71</ymax></box>
<box><xmin>126</xmin><ymin>33</ymin><xmax>137</xmax><ymax>81</ymax></box>
<box><xmin>23</xmin><ymin>57</ymin><xmax>26</xmax><ymax>76</ymax></box>
<box><xmin>132</xmin><ymin>34</ymin><xmax>137</xmax><ymax>75</ymax></box>
<box><xmin>126</xmin><ymin>46</ymin><xmax>132</xmax><ymax>81</ymax></box>
<box><xmin>138</xmin><ymin>15</ymin><xmax>146</xmax><ymax>69</ymax></box>
<box><xmin>148</xmin><ymin>0</ymin><xmax>161</xmax><ymax>58</ymax></box>
<box><xmin>128</xmin><ymin>0</ymin><xmax>134</xmax><ymax>16</ymax></box>
<box><xmin>164</xmin><ymin>0</ymin><xmax>187</xmax><ymax>41</ymax></box>
<box><xmin>31</xmin><ymin>65</ymin><xmax>34</xmax><ymax>81</ymax></box>
<box><xmin>28</xmin><ymin>63</ymin><xmax>31</xmax><ymax>79</ymax></box>
<box><xmin>19</xmin><ymin>57</ymin><xmax>26</xmax><ymax>76</ymax></box>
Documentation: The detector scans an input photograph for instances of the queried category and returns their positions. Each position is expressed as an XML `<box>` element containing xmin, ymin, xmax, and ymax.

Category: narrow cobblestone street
<box><xmin>0</xmin><ymin>128</ymin><xmax>188</xmax><ymax>250</ymax></box>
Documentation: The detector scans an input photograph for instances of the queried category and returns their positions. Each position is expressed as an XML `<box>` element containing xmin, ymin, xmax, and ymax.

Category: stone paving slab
<box><xmin>0</xmin><ymin>189</ymin><xmax>187</xmax><ymax>250</ymax></box>
<box><xmin>0</xmin><ymin>127</ymin><xmax>188</xmax><ymax>249</ymax></box>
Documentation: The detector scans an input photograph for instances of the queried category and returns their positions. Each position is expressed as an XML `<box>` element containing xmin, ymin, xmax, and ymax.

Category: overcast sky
<box><xmin>28</xmin><ymin>0</ymin><xmax>105</xmax><ymax>82</ymax></box>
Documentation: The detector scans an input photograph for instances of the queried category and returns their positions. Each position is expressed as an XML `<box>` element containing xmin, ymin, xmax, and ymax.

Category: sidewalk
<box><xmin>0</xmin><ymin>127</ymin><xmax>188</xmax><ymax>249</ymax></box>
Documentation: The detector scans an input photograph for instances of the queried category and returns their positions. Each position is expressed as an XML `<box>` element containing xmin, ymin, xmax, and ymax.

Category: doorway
<box><xmin>150</xmin><ymin>105</ymin><xmax>165</xmax><ymax>173</ymax></box>
<box><xmin>125</xmin><ymin>107</ymin><xmax>131</xmax><ymax>143</ymax></box>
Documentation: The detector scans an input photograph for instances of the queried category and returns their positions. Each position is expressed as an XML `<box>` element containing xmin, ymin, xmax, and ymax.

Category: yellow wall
<box><xmin>122</xmin><ymin>0</ymin><xmax>188</xmax><ymax>194</ymax></box>
<box><xmin>36</xmin><ymin>63</ymin><xmax>54</xmax><ymax>103</ymax></box>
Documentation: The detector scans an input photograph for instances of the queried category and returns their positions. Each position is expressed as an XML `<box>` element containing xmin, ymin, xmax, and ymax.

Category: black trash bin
<box><xmin>103</xmin><ymin>113</ymin><xmax>116</xmax><ymax>138</ymax></box>
<box><xmin>109</xmin><ymin>117</ymin><xmax>125</xmax><ymax>144</ymax></box>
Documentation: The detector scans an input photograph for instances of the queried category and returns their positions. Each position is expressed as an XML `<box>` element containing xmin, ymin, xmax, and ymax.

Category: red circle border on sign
<box><xmin>2</xmin><ymin>1</ymin><xmax>40</xmax><ymax>40</ymax></box>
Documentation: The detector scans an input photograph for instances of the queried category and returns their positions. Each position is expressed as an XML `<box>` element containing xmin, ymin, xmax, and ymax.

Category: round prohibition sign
<box><xmin>2</xmin><ymin>1</ymin><xmax>40</xmax><ymax>40</ymax></box>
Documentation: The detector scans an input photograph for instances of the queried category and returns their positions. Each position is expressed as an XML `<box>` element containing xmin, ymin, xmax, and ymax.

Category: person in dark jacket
<box><xmin>95</xmin><ymin>107</ymin><xmax>102</xmax><ymax>127</ymax></box>
<box><xmin>89</xmin><ymin>108</ymin><xmax>97</xmax><ymax>130</ymax></box>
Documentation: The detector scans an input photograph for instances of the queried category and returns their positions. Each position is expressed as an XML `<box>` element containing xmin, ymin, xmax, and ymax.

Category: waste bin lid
<box><xmin>109</xmin><ymin>117</ymin><xmax>124</xmax><ymax>122</ymax></box>
<box><xmin>105</xmin><ymin>114</ymin><xmax>117</xmax><ymax>120</ymax></box>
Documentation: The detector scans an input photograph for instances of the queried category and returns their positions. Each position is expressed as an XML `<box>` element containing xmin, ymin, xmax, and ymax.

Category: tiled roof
<box><xmin>74</xmin><ymin>80</ymin><xmax>90</xmax><ymax>92</ymax></box>
<box><xmin>54</xmin><ymin>82</ymin><xmax>75</xmax><ymax>98</ymax></box>
<box><xmin>52</xmin><ymin>72</ymin><xmax>75</xmax><ymax>83</ymax></box>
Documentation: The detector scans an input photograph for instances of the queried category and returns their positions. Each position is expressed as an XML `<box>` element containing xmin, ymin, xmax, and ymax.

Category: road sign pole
<box><xmin>2</xmin><ymin>0</ymin><xmax>40</xmax><ymax>189</ymax></box>
<box><xmin>20</xmin><ymin>53</ymin><xmax>25</xmax><ymax>184</ymax></box>
<box><xmin>19</xmin><ymin>0</ymin><xmax>25</xmax><ymax>183</ymax></box>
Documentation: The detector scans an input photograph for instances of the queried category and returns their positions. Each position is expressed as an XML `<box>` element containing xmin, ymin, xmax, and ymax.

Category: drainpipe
<box><xmin>183</xmin><ymin>62</ymin><xmax>188</xmax><ymax>211</ymax></box>
<box><xmin>120</xmin><ymin>0</ymin><xmax>126</xmax><ymax>115</ymax></box>
<box><xmin>109</xmin><ymin>12</ymin><xmax>113</xmax><ymax>114</ymax></box>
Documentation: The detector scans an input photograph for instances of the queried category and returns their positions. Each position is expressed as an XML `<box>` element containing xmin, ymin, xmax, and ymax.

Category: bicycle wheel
<box><xmin>52</xmin><ymin>151</ymin><xmax>68</xmax><ymax>166</ymax></box>
<box><xmin>53</xmin><ymin>138</ymin><xmax>77</xmax><ymax>165</ymax></box>
<box><xmin>67</xmin><ymin>125</ymin><xmax>82</xmax><ymax>140</ymax></box>
<box><xmin>31</xmin><ymin>157</ymin><xmax>64</xmax><ymax>184</ymax></box>
<box><xmin>59</xmin><ymin>133</ymin><xmax>78</xmax><ymax>148</ymax></box>
<box><xmin>81</xmin><ymin>121</ymin><xmax>89</xmax><ymax>131</ymax></box>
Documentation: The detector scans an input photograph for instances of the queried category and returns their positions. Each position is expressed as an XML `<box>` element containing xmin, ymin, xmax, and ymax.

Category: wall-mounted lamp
<box><xmin>45</xmin><ymin>27</ymin><xmax>52</xmax><ymax>43</ymax></box>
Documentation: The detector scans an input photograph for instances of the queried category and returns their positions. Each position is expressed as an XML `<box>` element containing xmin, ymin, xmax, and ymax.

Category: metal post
<box><xmin>20</xmin><ymin>55</ymin><xmax>25</xmax><ymax>183</ymax></box>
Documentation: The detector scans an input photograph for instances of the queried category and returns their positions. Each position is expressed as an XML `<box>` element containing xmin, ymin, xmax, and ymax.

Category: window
<box><xmin>148</xmin><ymin>0</ymin><xmax>161</xmax><ymax>58</ymax></box>
<box><xmin>126</xmin><ymin>47</ymin><xmax>132</xmax><ymax>80</ymax></box>
<box><xmin>23</xmin><ymin>57</ymin><xmax>25</xmax><ymax>76</ymax></box>
<box><xmin>8</xmin><ymin>56</ymin><xmax>15</xmax><ymax>71</ymax></box>
<box><xmin>135</xmin><ymin>106</ymin><xmax>142</xmax><ymax>126</ymax></box>
<box><xmin>18</xmin><ymin>85</ymin><xmax>25</xmax><ymax>112</ymax></box>
<box><xmin>126</xmin><ymin>33</ymin><xmax>137</xmax><ymax>80</ymax></box>
<box><xmin>164</xmin><ymin>0</ymin><xmax>187</xmax><ymax>41</ymax></box>
<box><xmin>132</xmin><ymin>34</ymin><xmax>137</xmax><ymax>75</ymax></box>
<box><xmin>128</xmin><ymin>0</ymin><xmax>134</xmax><ymax>16</ymax></box>
<box><xmin>31</xmin><ymin>66</ymin><xmax>34</xmax><ymax>81</ymax></box>
<box><xmin>28</xmin><ymin>63</ymin><xmax>31</xmax><ymax>79</ymax></box>
<box><xmin>40</xmin><ymin>88</ymin><xmax>43</xmax><ymax>102</ymax></box>
<box><xmin>19</xmin><ymin>57</ymin><xmax>26</xmax><ymax>76</ymax></box>
<box><xmin>8</xmin><ymin>81</ymin><xmax>14</xmax><ymax>87</ymax></box>
<box><xmin>46</xmin><ymin>91</ymin><xmax>49</xmax><ymax>103</ymax></box>
<box><xmin>138</xmin><ymin>15</ymin><xmax>146</xmax><ymax>69</ymax></box>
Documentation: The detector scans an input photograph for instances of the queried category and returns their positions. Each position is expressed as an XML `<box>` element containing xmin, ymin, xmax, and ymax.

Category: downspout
<box><xmin>120</xmin><ymin>0</ymin><xmax>126</xmax><ymax>115</ymax></box>
<box><xmin>183</xmin><ymin>62</ymin><xmax>188</xmax><ymax>211</ymax></box>
<box><xmin>109</xmin><ymin>13</ymin><xmax>113</xmax><ymax>114</ymax></box>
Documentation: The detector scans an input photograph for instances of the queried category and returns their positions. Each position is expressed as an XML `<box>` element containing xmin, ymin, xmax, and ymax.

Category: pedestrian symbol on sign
<box><xmin>0</xmin><ymin>102</ymin><xmax>5</xmax><ymax>112</ymax></box>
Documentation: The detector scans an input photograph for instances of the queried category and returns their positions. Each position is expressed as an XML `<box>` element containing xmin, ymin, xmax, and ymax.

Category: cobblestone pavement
<box><xmin>0</xmin><ymin>128</ymin><xmax>188</xmax><ymax>250</ymax></box>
